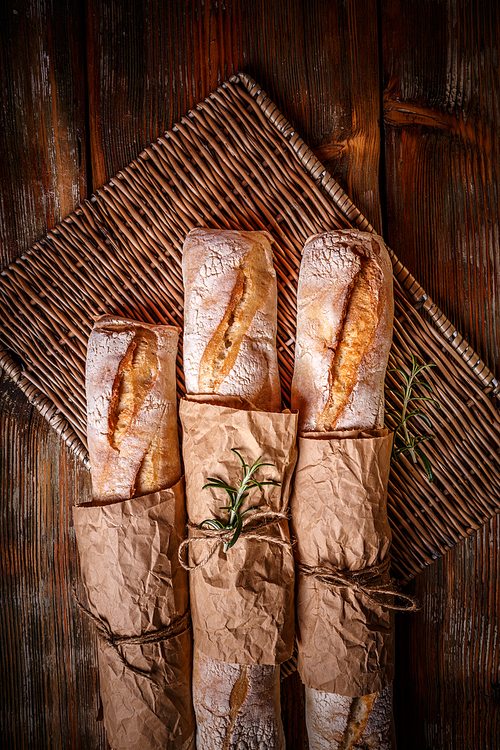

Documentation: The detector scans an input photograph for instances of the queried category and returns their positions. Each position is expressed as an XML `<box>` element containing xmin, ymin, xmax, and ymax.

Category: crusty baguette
<box><xmin>182</xmin><ymin>227</ymin><xmax>281</xmax><ymax>411</ymax></box>
<box><xmin>82</xmin><ymin>315</ymin><xmax>195</xmax><ymax>749</ymax></box>
<box><xmin>291</xmin><ymin>229</ymin><xmax>393</xmax><ymax>431</ymax></box>
<box><xmin>182</xmin><ymin>228</ymin><xmax>284</xmax><ymax>750</ymax></box>
<box><xmin>86</xmin><ymin>315</ymin><xmax>181</xmax><ymax>502</ymax></box>
<box><xmin>292</xmin><ymin>230</ymin><xmax>395</xmax><ymax>749</ymax></box>
<box><xmin>305</xmin><ymin>685</ymin><xmax>395</xmax><ymax>750</ymax></box>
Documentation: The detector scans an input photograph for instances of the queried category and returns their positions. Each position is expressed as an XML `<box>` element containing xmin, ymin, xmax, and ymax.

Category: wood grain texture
<box><xmin>382</xmin><ymin>0</ymin><xmax>500</xmax><ymax>374</ymax></box>
<box><xmin>382</xmin><ymin>2</ymin><xmax>500</xmax><ymax>748</ymax></box>
<box><xmin>0</xmin><ymin>374</ymin><xmax>103</xmax><ymax>749</ymax></box>
<box><xmin>395</xmin><ymin>517</ymin><xmax>500</xmax><ymax>750</ymax></box>
<box><xmin>85</xmin><ymin>0</ymin><xmax>382</xmax><ymax>231</ymax></box>
<box><xmin>0</xmin><ymin>0</ymin><xmax>87</xmax><ymax>268</ymax></box>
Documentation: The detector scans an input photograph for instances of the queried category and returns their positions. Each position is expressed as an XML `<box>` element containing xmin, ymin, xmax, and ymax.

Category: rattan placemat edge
<box><xmin>0</xmin><ymin>345</ymin><xmax>88</xmax><ymax>463</ymax></box>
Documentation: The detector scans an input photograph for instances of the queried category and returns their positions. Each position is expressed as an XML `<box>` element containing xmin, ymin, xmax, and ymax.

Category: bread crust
<box><xmin>292</xmin><ymin>230</ymin><xmax>395</xmax><ymax>748</ymax></box>
<box><xmin>193</xmin><ymin>649</ymin><xmax>285</xmax><ymax>750</ymax></box>
<box><xmin>86</xmin><ymin>315</ymin><xmax>181</xmax><ymax>502</ymax></box>
<box><xmin>305</xmin><ymin>685</ymin><xmax>394</xmax><ymax>750</ymax></box>
<box><xmin>291</xmin><ymin>230</ymin><xmax>393</xmax><ymax>431</ymax></box>
<box><xmin>181</xmin><ymin>232</ymin><xmax>285</xmax><ymax>747</ymax></box>
<box><xmin>182</xmin><ymin>228</ymin><xmax>281</xmax><ymax>411</ymax></box>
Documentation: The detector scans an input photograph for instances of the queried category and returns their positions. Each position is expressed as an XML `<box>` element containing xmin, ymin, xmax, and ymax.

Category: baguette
<box><xmin>80</xmin><ymin>315</ymin><xmax>194</xmax><ymax>750</ymax></box>
<box><xmin>182</xmin><ymin>228</ymin><xmax>285</xmax><ymax>750</ymax></box>
<box><xmin>182</xmin><ymin>227</ymin><xmax>281</xmax><ymax>411</ymax></box>
<box><xmin>291</xmin><ymin>230</ymin><xmax>395</xmax><ymax>749</ymax></box>
<box><xmin>86</xmin><ymin>315</ymin><xmax>181</xmax><ymax>502</ymax></box>
<box><xmin>291</xmin><ymin>229</ymin><xmax>393</xmax><ymax>432</ymax></box>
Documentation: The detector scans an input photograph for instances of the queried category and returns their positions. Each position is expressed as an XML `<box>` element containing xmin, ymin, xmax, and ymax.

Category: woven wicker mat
<box><xmin>1</xmin><ymin>72</ymin><xmax>499</xmax><ymax>583</ymax></box>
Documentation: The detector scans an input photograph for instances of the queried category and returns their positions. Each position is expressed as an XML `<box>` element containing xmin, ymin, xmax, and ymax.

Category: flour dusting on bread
<box><xmin>292</xmin><ymin>230</ymin><xmax>393</xmax><ymax>432</ymax></box>
<box><xmin>182</xmin><ymin>228</ymin><xmax>281</xmax><ymax>411</ymax></box>
<box><xmin>86</xmin><ymin>316</ymin><xmax>181</xmax><ymax>502</ymax></box>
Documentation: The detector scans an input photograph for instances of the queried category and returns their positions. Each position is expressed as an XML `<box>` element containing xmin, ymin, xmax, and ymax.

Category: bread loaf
<box><xmin>182</xmin><ymin>228</ymin><xmax>285</xmax><ymax>750</ymax></box>
<box><xmin>182</xmin><ymin>227</ymin><xmax>281</xmax><ymax>411</ymax></box>
<box><xmin>86</xmin><ymin>315</ymin><xmax>181</xmax><ymax>502</ymax></box>
<box><xmin>305</xmin><ymin>685</ymin><xmax>395</xmax><ymax>750</ymax></box>
<box><xmin>291</xmin><ymin>229</ymin><xmax>393</xmax><ymax>431</ymax></box>
<box><xmin>81</xmin><ymin>315</ymin><xmax>195</xmax><ymax>749</ymax></box>
<box><xmin>292</xmin><ymin>230</ymin><xmax>395</xmax><ymax>749</ymax></box>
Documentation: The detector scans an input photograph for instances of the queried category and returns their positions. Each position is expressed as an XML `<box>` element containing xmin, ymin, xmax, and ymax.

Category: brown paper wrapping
<box><xmin>290</xmin><ymin>430</ymin><xmax>395</xmax><ymax>697</ymax></box>
<box><xmin>73</xmin><ymin>478</ymin><xmax>195</xmax><ymax>750</ymax></box>
<box><xmin>179</xmin><ymin>399</ymin><xmax>298</xmax><ymax>666</ymax></box>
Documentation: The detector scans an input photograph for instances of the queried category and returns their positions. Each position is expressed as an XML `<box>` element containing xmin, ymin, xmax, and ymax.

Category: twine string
<box><xmin>298</xmin><ymin>557</ymin><xmax>420</xmax><ymax>612</ymax></box>
<box><xmin>178</xmin><ymin>510</ymin><xmax>291</xmax><ymax>571</ymax></box>
<box><xmin>73</xmin><ymin>586</ymin><xmax>192</xmax><ymax>681</ymax></box>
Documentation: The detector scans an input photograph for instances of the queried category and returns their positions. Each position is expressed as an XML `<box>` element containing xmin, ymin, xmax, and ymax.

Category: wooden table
<box><xmin>1</xmin><ymin>2</ymin><xmax>499</xmax><ymax>748</ymax></box>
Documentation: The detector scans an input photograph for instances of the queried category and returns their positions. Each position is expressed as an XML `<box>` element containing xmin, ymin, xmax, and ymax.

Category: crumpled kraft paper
<box><xmin>73</xmin><ymin>478</ymin><xmax>195</xmax><ymax>750</ymax></box>
<box><xmin>179</xmin><ymin>399</ymin><xmax>298</xmax><ymax>666</ymax></box>
<box><xmin>290</xmin><ymin>429</ymin><xmax>395</xmax><ymax>697</ymax></box>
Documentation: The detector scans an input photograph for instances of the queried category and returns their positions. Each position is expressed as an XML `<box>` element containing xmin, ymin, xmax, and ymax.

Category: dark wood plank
<box><xmin>85</xmin><ymin>0</ymin><xmax>383</xmax><ymax>232</ymax></box>
<box><xmin>0</xmin><ymin>0</ymin><xmax>87</xmax><ymax>268</ymax></box>
<box><xmin>0</xmin><ymin>375</ymin><xmax>103</xmax><ymax>749</ymax></box>
<box><xmin>395</xmin><ymin>518</ymin><xmax>500</xmax><ymax>750</ymax></box>
<box><xmin>382</xmin><ymin>0</ymin><xmax>500</xmax><ymax>373</ymax></box>
<box><xmin>382</xmin><ymin>2</ymin><xmax>500</xmax><ymax>748</ymax></box>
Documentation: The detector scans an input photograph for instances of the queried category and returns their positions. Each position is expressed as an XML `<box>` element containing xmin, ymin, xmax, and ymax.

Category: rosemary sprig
<box><xmin>200</xmin><ymin>449</ymin><xmax>281</xmax><ymax>552</ymax></box>
<box><xmin>387</xmin><ymin>354</ymin><xmax>440</xmax><ymax>482</ymax></box>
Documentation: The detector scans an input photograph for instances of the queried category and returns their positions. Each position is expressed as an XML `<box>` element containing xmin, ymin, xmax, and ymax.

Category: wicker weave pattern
<box><xmin>1</xmin><ymin>74</ymin><xmax>499</xmax><ymax>581</ymax></box>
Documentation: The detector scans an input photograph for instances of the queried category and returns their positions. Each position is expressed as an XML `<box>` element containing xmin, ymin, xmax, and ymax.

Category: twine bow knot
<box><xmin>73</xmin><ymin>586</ymin><xmax>192</xmax><ymax>681</ymax></box>
<box><xmin>298</xmin><ymin>557</ymin><xmax>420</xmax><ymax>612</ymax></box>
<box><xmin>178</xmin><ymin>510</ymin><xmax>291</xmax><ymax>571</ymax></box>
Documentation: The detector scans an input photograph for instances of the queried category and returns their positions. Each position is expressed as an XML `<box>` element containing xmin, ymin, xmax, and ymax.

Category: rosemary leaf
<box><xmin>200</xmin><ymin>448</ymin><xmax>280</xmax><ymax>552</ymax></box>
<box><xmin>387</xmin><ymin>354</ymin><xmax>440</xmax><ymax>482</ymax></box>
